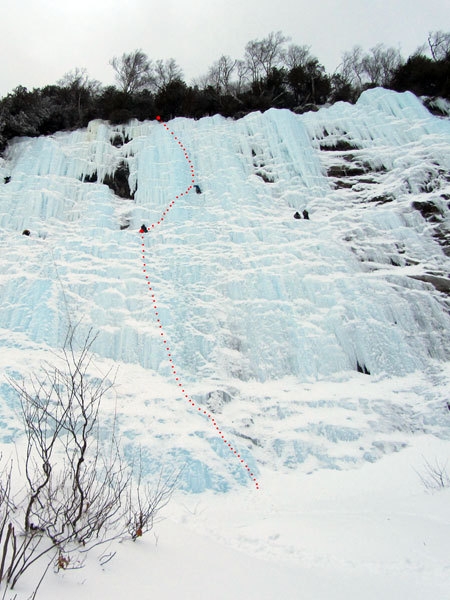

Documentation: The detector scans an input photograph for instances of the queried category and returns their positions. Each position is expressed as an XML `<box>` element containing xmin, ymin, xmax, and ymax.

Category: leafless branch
<box><xmin>1</xmin><ymin>326</ymin><xmax>174</xmax><ymax>594</ymax></box>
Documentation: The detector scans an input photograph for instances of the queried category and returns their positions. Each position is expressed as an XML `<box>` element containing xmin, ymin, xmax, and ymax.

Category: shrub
<box><xmin>0</xmin><ymin>327</ymin><xmax>177</xmax><ymax>594</ymax></box>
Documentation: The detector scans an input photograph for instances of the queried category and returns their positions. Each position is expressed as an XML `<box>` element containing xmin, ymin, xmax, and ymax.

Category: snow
<box><xmin>0</xmin><ymin>88</ymin><xmax>450</xmax><ymax>598</ymax></box>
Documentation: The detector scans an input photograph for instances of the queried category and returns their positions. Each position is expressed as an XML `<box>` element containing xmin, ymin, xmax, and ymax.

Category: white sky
<box><xmin>1</xmin><ymin>0</ymin><xmax>449</xmax><ymax>97</ymax></box>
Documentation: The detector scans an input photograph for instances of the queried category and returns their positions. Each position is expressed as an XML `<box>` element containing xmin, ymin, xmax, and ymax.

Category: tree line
<box><xmin>0</xmin><ymin>30</ymin><xmax>449</xmax><ymax>153</ymax></box>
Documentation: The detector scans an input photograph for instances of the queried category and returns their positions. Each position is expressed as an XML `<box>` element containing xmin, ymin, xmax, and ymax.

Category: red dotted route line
<box><xmin>140</xmin><ymin>115</ymin><xmax>259</xmax><ymax>490</ymax></box>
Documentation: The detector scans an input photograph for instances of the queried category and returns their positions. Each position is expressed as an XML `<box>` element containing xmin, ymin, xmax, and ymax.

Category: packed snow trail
<box><xmin>140</xmin><ymin>116</ymin><xmax>259</xmax><ymax>489</ymax></box>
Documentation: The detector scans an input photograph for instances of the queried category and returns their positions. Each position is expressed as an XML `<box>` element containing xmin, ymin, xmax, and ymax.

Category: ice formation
<box><xmin>0</xmin><ymin>88</ymin><xmax>449</xmax><ymax>491</ymax></box>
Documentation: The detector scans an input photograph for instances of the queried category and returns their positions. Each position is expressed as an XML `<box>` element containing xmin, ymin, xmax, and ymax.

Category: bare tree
<box><xmin>340</xmin><ymin>45</ymin><xmax>366</xmax><ymax>88</ymax></box>
<box><xmin>57</xmin><ymin>67</ymin><xmax>101</xmax><ymax>96</ymax></box>
<box><xmin>233</xmin><ymin>60</ymin><xmax>249</xmax><ymax>95</ymax></box>
<box><xmin>244</xmin><ymin>31</ymin><xmax>290</xmax><ymax>83</ymax></box>
<box><xmin>110</xmin><ymin>49</ymin><xmax>155</xmax><ymax>94</ymax></box>
<box><xmin>339</xmin><ymin>44</ymin><xmax>402</xmax><ymax>89</ymax></box>
<box><xmin>153</xmin><ymin>58</ymin><xmax>184</xmax><ymax>92</ymax></box>
<box><xmin>191</xmin><ymin>73</ymin><xmax>211</xmax><ymax>91</ymax></box>
<box><xmin>284</xmin><ymin>44</ymin><xmax>313</xmax><ymax>70</ymax></box>
<box><xmin>55</xmin><ymin>68</ymin><xmax>102</xmax><ymax>124</ymax></box>
<box><xmin>207</xmin><ymin>55</ymin><xmax>237</xmax><ymax>94</ymax></box>
<box><xmin>428</xmin><ymin>30</ymin><xmax>450</xmax><ymax>61</ymax></box>
<box><xmin>362</xmin><ymin>44</ymin><xmax>403</xmax><ymax>87</ymax></box>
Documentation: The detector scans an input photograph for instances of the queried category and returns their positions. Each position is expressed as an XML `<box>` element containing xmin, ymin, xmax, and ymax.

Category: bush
<box><xmin>416</xmin><ymin>457</ymin><xmax>450</xmax><ymax>491</ymax></box>
<box><xmin>0</xmin><ymin>328</ymin><xmax>177</xmax><ymax>594</ymax></box>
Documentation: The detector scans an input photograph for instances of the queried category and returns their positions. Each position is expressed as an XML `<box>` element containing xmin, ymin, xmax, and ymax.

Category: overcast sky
<box><xmin>1</xmin><ymin>0</ymin><xmax>449</xmax><ymax>97</ymax></box>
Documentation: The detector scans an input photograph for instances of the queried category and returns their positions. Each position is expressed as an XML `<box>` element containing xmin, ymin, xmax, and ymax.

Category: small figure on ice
<box><xmin>194</xmin><ymin>184</ymin><xmax>202</xmax><ymax>194</ymax></box>
<box><xmin>139</xmin><ymin>224</ymin><xmax>148</xmax><ymax>233</ymax></box>
<box><xmin>293</xmin><ymin>211</ymin><xmax>301</xmax><ymax>219</ymax></box>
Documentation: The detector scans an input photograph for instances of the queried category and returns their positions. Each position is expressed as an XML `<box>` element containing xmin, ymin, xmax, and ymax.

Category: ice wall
<box><xmin>0</xmin><ymin>88</ymin><xmax>449</xmax><ymax>385</ymax></box>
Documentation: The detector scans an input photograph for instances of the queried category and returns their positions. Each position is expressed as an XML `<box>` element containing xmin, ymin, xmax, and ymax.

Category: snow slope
<box><xmin>0</xmin><ymin>88</ymin><xmax>450</xmax><ymax>598</ymax></box>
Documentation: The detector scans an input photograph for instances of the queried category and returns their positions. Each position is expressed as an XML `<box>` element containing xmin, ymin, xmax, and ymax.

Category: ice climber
<box><xmin>293</xmin><ymin>212</ymin><xmax>301</xmax><ymax>219</ymax></box>
<box><xmin>22</xmin><ymin>229</ymin><xmax>30</xmax><ymax>236</ymax></box>
<box><xmin>139</xmin><ymin>224</ymin><xmax>148</xmax><ymax>233</ymax></box>
<box><xmin>303</xmin><ymin>209</ymin><xmax>309</xmax><ymax>220</ymax></box>
<box><xmin>194</xmin><ymin>184</ymin><xmax>202</xmax><ymax>194</ymax></box>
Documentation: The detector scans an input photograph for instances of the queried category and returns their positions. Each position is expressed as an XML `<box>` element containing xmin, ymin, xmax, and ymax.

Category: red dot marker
<box><xmin>138</xmin><ymin>120</ymin><xmax>259</xmax><ymax>491</ymax></box>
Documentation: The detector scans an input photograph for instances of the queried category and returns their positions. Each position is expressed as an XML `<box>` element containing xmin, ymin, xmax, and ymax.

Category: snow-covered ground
<box><xmin>0</xmin><ymin>88</ymin><xmax>450</xmax><ymax>598</ymax></box>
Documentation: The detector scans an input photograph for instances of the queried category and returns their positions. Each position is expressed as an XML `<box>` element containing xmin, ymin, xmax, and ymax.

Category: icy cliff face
<box><xmin>1</xmin><ymin>88</ymin><xmax>449</xmax><ymax>379</ymax></box>
<box><xmin>0</xmin><ymin>88</ymin><xmax>449</xmax><ymax>491</ymax></box>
